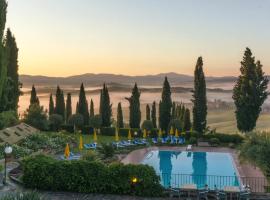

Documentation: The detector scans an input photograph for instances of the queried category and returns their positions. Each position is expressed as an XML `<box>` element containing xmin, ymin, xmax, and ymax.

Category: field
<box><xmin>207</xmin><ymin>110</ymin><xmax>270</xmax><ymax>134</ymax></box>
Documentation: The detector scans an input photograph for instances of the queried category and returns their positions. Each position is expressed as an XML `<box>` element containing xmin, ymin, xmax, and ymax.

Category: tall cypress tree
<box><xmin>233</xmin><ymin>48</ymin><xmax>269</xmax><ymax>132</ymax></box>
<box><xmin>3</xmin><ymin>29</ymin><xmax>20</xmax><ymax>112</ymax></box>
<box><xmin>183</xmin><ymin>108</ymin><xmax>192</xmax><ymax>132</ymax></box>
<box><xmin>90</xmin><ymin>98</ymin><xmax>94</xmax><ymax>118</ymax></box>
<box><xmin>49</xmin><ymin>93</ymin><xmax>54</xmax><ymax>116</ymax></box>
<box><xmin>192</xmin><ymin>57</ymin><xmax>207</xmax><ymax>134</ymax></box>
<box><xmin>30</xmin><ymin>85</ymin><xmax>39</xmax><ymax>106</ymax></box>
<box><xmin>66</xmin><ymin>93</ymin><xmax>72</xmax><ymax>121</ymax></box>
<box><xmin>126</xmin><ymin>83</ymin><xmax>141</xmax><ymax>128</ymax></box>
<box><xmin>171</xmin><ymin>102</ymin><xmax>176</xmax><ymax>119</ymax></box>
<box><xmin>0</xmin><ymin>0</ymin><xmax>7</xmax><ymax>103</ymax></box>
<box><xmin>117</xmin><ymin>102</ymin><xmax>124</xmax><ymax>128</ymax></box>
<box><xmin>151</xmin><ymin>101</ymin><xmax>157</xmax><ymax>128</ymax></box>
<box><xmin>99</xmin><ymin>83</ymin><xmax>112</xmax><ymax>127</ymax></box>
<box><xmin>159</xmin><ymin>77</ymin><xmax>172</xmax><ymax>131</ymax></box>
<box><xmin>146</xmin><ymin>104</ymin><xmax>150</xmax><ymax>120</ymax></box>
<box><xmin>78</xmin><ymin>83</ymin><xmax>89</xmax><ymax>125</ymax></box>
<box><xmin>55</xmin><ymin>86</ymin><xmax>65</xmax><ymax>120</ymax></box>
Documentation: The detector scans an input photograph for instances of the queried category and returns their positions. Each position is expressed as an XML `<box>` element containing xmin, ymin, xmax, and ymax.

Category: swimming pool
<box><xmin>141</xmin><ymin>150</ymin><xmax>240</xmax><ymax>189</ymax></box>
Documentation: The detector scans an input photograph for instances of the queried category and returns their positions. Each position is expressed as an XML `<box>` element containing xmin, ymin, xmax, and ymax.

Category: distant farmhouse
<box><xmin>0</xmin><ymin>123</ymin><xmax>38</xmax><ymax>145</ymax></box>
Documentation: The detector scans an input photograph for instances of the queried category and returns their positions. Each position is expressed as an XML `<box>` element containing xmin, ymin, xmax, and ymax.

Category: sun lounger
<box><xmin>84</xmin><ymin>143</ymin><xmax>97</xmax><ymax>149</ymax></box>
<box><xmin>186</xmin><ymin>144</ymin><xmax>192</xmax><ymax>151</ymax></box>
<box><xmin>134</xmin><ymin>139</ymin><xmax>144</xmax><ymax>145</ymax></box>
<box><xmin>152</xmin><ymin>138</ymin><xmax>158</xmax><ymax>144</ymax></box>
<box><xmin>179</xmin><ymin>137</ymin><xmax>185</xmax><ymax>144</ymax></box>
<box><xmin>170</xmin><ymin>137</ymin><xmax>178</xmax><ymax>144</ymax></box>
<box><xmin>161</xmin><ymin>137</ymin><xmax>167</xmax><ymax>144</ymax></box>
<box><xmin>112</xmin><ymin>142</ymin><xmax>125</xmax><ymax>148</ymax></box>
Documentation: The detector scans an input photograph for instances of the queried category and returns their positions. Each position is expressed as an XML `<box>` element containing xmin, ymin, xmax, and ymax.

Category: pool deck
<box><xmin>121</xmin><ymin>146</ymin><xmax>265</xmax><ymax>179</ymax></box>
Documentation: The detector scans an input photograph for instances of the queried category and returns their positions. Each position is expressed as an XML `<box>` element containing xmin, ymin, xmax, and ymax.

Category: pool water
<box><xmin>141</xmin><ymin>151</ymin><xmax>240</xmax><ymax>189</ymax></box>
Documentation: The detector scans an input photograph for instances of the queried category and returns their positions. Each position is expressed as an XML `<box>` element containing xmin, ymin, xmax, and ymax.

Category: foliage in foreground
<box><xmin>240</xmin><ymin>131</ymin><xmax>270</xmax><ymax>176</ymax></box>
<box><xmin>0</xmin><ymin>191</ymin><xmax>42</xmax><ymax>200</ymax></box>
<box><xmin>22</xmin><ymin>155</ymin><xmax>163</xmax><ymax>197</ymax></box>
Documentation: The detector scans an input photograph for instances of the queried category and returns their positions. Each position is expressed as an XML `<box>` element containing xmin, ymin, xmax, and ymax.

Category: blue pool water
<box><xmin>141</xmin><ymin>151</ymin><xmax>240</xmax><ymax>189</ymax></box>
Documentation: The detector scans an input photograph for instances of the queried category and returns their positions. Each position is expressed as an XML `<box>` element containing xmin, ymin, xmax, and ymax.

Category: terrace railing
<box><xmin>159</xmin><ymin>173</ymin><xmax>269</xmax><ymax>193</ymax></box>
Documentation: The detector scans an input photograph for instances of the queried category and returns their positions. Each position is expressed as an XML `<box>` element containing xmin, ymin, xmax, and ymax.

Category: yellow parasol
<box><xmin>158</xmin><ymin>129</ymin><xmax>163</xmax><ymax>138</ymax></box>
<box><xmin>143</xmin><ymin>129</ymin><xmax>147</xmax><ymax>139</ymax></box>
<box><xmin>64</xmin><ymin>143</ymin><xmax>70</xmax><ymax>158</ymax></box>
<box><xmin>115</xmin><ymin>129</ymin><xmax>119</xmax><ymax>142</ymax></box>
<box><xmin>175</xmin><ymin>129</ymin><xmax>179</xmax><ymax>138</ymax></box>
<box><xmin>170</xmin><ymin>127</ymin><xmax>174</xmax><ymax>135</ymax></box>
<box><xmin>79</xmin><ymin>135</ymin><xmax>83</xmax><ymax>150</ymax></box>
<box><xmin>93</xmin><ymin>129</ymin><xmax>98</xmax><ymax>142</ymax></box>
<box><xmin>128</xmin><ymin>129</ymin><xmax>132</xmax><ymax>140</ymax></box>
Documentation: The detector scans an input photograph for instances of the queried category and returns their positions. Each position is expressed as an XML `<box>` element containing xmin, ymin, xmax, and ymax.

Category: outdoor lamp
<box><xmin>3</xmin><ymin>143</ymin><xmax>13</xmax><ymax>185</ymax></box>
<box><xmin>134</xmin><ymin>131</ymin><xmax>137</xmax><ymax>136</ymax></box>
<box><xmin>132</xmin><ymin>177</ymin><xmax>138</xmax><ymax>184</ymax></box>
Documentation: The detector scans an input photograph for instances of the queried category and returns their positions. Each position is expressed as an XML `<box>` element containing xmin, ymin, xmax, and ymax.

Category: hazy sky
<box><xmin>6</xmin><ymin>0</ymin><xmax>270</xmax><ymax>77</ymax></box>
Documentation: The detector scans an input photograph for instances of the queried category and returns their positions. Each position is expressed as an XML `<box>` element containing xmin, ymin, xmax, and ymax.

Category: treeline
<box><xmin>24</xmin><ymin>78</ymin><xmax>193</xmax><ymax>134</ymax></box>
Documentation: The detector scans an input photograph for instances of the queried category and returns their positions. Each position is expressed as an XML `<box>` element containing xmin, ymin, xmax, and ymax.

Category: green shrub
<box><xmin>203</xmin><ymin>133</ymin><xmax>244</xmax><ymax>144</ymax></box>
<box><xmin>81</xmin><ymin>125</ymin><xmax>94</xmax><ymax>135</ymax></box>
<box><xmin>0</xmin><ymin>110</ymin><xmax>18</xmax><ymax>130</ymax></box>
<box><xmin>68</xmin><ymin>114</ymin><xmax>84</xmax><ymax>129</ymax></box>
<box><xmin>23</xmin><ymin>104</ymin><xmax>49</xmax><ymax>131</ymax></box>
<box><xmin>0</xmin><ymin>144</ymin><xmax>32</xmax><ymax>159</ymax></box>
<box><xmin>100</xmin><ymin>127</ymin><xmax>115</xmax><ymax>136</ymax></box>
<box><xmin>89</xmin><ymin>115</ymin><xmax>102</xmax><ymax>129</ymax></box>
<box><xmin>61</xmin><ymin>124</ymin><xmax>74</xmax><ymax>133</ymax></box>
<box><xmin>0</xmin><ymin>191</ymin><xmax>42</xmax><ymax>200</ymax></box>
<box><xmin>209</xmin><ymin>138</ymin><xmax>220</xmax><ymax>146</ymax></box>
<box><xmin>0</xmin><ymin>164</ymin><xmax>3</xmax><ymax>172</ymax></box>
<box><xmin>141</xmin><ymin>120</ymin><xmax>154</xmax><ymax>132</ymax></box>
<box><xmin>189</xmin><ymin>137</ymin><xmax>197</xmax><ymax>145</ymax></box>
<box><xmin>98</xmin><ymin>143</ymin><xmax>115</xmax><ymax>159</ymax></box>
<box><xmin>82</xmin><ymin>151</ymin><xmax>100</xmax><ymax>162</ymax></box>
<box><xmin>118</xmin><ymin>128</ymin><xmax>142</xmax><ymax>138</ymax></box>
<box><xmin>49</xmin><ymin>114</ymin><xmax>63</xmax><ymax>131</ymax></box>
<box><xmin>22</xmin><ymin>155</ymin><xmax>163</xmax><ymax>197</ymax></box>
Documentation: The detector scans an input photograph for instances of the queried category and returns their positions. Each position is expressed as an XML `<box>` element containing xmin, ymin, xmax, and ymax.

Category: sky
<box><xmin>5</xmin><ymin>0</ymin><xmax>270</xmax><ymax>77</ymax></box>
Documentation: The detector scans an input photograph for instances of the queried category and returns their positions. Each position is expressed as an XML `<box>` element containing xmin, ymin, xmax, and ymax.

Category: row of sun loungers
<box><xmin>83</xmin><ymin>136</ymin><xmax>187</xmax><ymax>150</ymax></box>
<box><xmin>152</xmin><ymin>136</ymin><xmax>186</xmax><ymax>145</ymax></box>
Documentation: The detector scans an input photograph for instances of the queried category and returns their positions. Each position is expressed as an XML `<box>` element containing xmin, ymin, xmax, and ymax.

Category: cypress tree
<box><xmin>66</xmin><ymin>93</ymin><xmax>72</xmax><ymax>121</ymax></box>
<box><xmin>192</xmin><ymin>57</ymin><xmax>207</xmax><ymax>134</ymax></box>
<box><xmin>171</xmin><ymin>102</ymin><xmax>176</xmax><ymax>119</ymax></box>
<box><xmin>99</xmin><ymin>83</ymin><xmax>112</xmax><ymax>127</ymax></box>
<box><xmin>78</xmin><ymin>83</ymin><xmax>89</xmax><ymax>125</ymax></box>
<box><xmin>30</xmin><ymin>85</ymin><xmax>39</xmax><ymax>106</ymax></box>
<box><xmin>233</xmin><ymin>48</ymin><xmax>269</xmax><ymax>132</ymax></box>
<box><xmin>4</xmin><ymin>29</ymin><xmax>20</xmax><ymax>112</ymax></box>
<box><xmin>0</xmin><ymin>0</ymin><xmax>7</xmax><ymax>103</ymax></box>
<box><xmin>117</xmin><ymin>102</ymin><xmax>124</xmax><ymax>128</ymax></box>
<box><xmin>146</xmin><ymin>104</ymin><xmax>150</xmax><ymax>120</ymax></box>
<box><xmin>158</xmin><ymin>100</ymin><xmax>162</xmax><ymax>129</ymax></box>
<box><xmin>90</xmin><ymin>99</ymin><xmax>94</xmax><ymax>118</ymax></box>
<box><xmin>126</xmin><ymin>83</ymin><xmax>141</xmax><ymax>128</ymax></box>
<box><xmin>49</xmin><ymin>93</ymin><xmax>54</xmax><ymax>116</ymax></box>
<box><xmin>183</xmin><ymin>108</ymin><xmax>192</xmax><ymax>132</ymax></box>
<box><xmin>159</xmin><ymin>77</ymin><xmax>172</xmax><ymax>131</ymax></box>
<box><xmin>55</xmin><ymin>86</ymin><xmax>65</xmax><ymax>121</ymax></box>
<box><xmin>151</xmin><ymin>101</ymin><xmax>157</xmax><ymax>128</ymax></box>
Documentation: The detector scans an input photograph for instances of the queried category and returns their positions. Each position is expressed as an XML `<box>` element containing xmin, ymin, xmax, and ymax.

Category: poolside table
<box><xmin>224</xmin><ymin>186</ymin><xmax>240</xmax><ymax>200</ymax></box>
<box><xmin>180</xmin><ymin>184</ymin><xmax>197</xmax><ymax>199</ymax></box>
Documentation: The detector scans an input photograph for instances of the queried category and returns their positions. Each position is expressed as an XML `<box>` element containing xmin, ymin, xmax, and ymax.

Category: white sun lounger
<box><xmin>186</xmin><ymin>144</ymin><xmax>192</xmax><ymax>151</ymax></box>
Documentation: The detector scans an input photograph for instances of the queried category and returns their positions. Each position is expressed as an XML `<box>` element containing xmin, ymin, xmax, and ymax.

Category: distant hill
<box><xmin>19</xmin><ymin>72</ymin><xmax>239</xmax><ymax>87</ymax></box>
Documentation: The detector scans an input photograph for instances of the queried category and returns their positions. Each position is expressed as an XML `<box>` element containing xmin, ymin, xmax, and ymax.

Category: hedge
<box><xmin>22</xmin><ymin>155</ymin><xmax>163</xmax><ymax>197</ymax></box>
<box><xmin>203</xmin><ymin>133</ymin><xmax>244</xmax><ymax>144</ymax></box>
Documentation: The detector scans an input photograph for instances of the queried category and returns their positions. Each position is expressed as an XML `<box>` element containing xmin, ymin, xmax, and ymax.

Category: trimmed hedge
<box><xmin>22</xmin><ymin>155</ymin><xmax>163</xmax><ymax>197</ymax></box>
<box><xmin>203</xmin><ymin>133</ymin><xmax>244</xmax><ymax>144</ymax></box>
<box><xmin>100</xmin><ymin>127</ymin><xmax>116</xmax><ymax>136</ymax></box>
<box><xmin>118</xmin><ymin>128</ymin><xmax>142</xmax><ymax>138</ymax></box>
